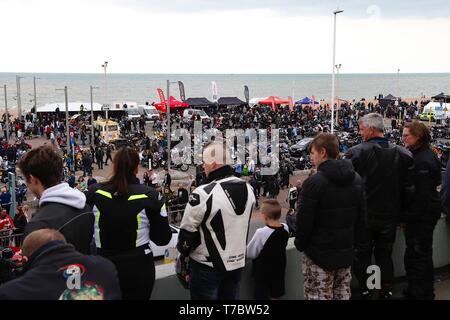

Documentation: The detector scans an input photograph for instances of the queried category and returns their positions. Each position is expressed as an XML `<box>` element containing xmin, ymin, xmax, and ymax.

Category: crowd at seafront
<box><xmin>0</xmin><ymin>95</ymin><xmax>448</xmax><ymax>300</ymax></box>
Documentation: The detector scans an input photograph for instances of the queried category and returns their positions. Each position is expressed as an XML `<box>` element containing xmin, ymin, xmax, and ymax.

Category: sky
<box><xmin>0</xmin><ymin>0</ymin><xmax>449</xmax><ymax>74</ymax></box>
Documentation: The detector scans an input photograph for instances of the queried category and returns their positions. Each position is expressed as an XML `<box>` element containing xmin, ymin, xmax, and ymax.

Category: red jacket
<box><xmin>0</xmin><ymin>214</ymin><xmax>15</xmax><ymax>230</ymax></box>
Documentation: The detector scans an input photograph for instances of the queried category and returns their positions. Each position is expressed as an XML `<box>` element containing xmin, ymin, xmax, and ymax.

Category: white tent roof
<box><xmin>37</xmin><ymin>101</ymin><xmax>140</xmax><ymax>113</ymax></box>
<box><xmin>37</xmin><ymin>102</ymin><xmax>104</xmax><ymax>113</ymax></box>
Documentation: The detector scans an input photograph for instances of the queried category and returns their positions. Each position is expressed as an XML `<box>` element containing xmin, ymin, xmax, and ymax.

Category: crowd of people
<box><xmin>0</xmin><ymin>93</ymin><xmax>449</xmax><ymax>301</ymax></box>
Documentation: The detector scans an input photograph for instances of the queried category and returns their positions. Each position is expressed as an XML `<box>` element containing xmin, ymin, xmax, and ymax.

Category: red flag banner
<box><xmin>157</xmin><ymin>88</ymin><xmax>166</xmax><ymax>106</ymax></box>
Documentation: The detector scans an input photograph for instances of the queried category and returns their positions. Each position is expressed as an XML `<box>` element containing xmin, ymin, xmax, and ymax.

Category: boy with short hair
<box><xmin>295</xmin><ymin>133</ymin><xmax>366</xmax><ymax>300</ymax></box>
<box><xmin>247</xmin><ymin>199</ymin><xmax>289</xmax><ymax>300</ymax></box>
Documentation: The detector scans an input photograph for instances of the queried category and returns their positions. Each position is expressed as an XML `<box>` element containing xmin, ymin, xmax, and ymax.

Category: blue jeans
<box><xmin>189</xmin><ymin>259</ymin><xmax>242</xmax><ymax>300</ymax></box>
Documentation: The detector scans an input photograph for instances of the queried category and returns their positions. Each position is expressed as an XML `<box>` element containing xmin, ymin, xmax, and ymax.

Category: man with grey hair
<box><xmin>177</xmin><ymin>140</ymin><xmax>256</xmax><ymax>300</ymax></box>
<box><xmin>344</xmin><ymin>113</ymin><xmax>415</xmax><ymax>300</ymax></box>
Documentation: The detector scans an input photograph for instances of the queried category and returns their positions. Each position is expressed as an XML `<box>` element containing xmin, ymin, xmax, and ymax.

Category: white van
<box><xmin>183</xmin><ymin>109</ymin><xmax>210</xmax><ymax>122</ymax></box>
<box><xmin>420</xmin><ymin>102</ymin><xmax>450</xmax><ymax>121</ymax></box>
<box><xmin>125</xmin><ymin>108</ymin><xmax>141</xmax><ymax>120</ymax></box>
<box><xmin>138</xmin><ymin>105</ymin><xmax>160</xmax><ymax>121</ymax></box>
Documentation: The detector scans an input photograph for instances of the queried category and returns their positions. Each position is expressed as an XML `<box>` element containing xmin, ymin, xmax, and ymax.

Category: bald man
<box><xmin>177</xmin><ymin>141</ymin><xmax>256</xmax><ymax>300</ymax></box>
<box><xmin>0</xmin><ymin>229</ymin><xmax>121</xmax><ymax>300</ymax></box>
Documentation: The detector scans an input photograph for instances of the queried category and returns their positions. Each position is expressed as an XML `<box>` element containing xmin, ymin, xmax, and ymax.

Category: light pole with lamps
<box><xmin>335</xmin><ymin>63</ymin><xmax>342</xmax><ymax>127</ymax></box>
<box><xmin>166</xmin><ymin>80</ymin><xmax>179</xmax><ymax>172</ymax></box>
<box><xmin>33</xmin><ymin>76</ymin><xmax>40</xmax><ymax>121</ymax></box>
<box><xmin>331</xmin><ymin>9</ymin><xmax>343</xmax><ymax>134</ymax></box>
<box><xmin>3</xmin><ymin>85</ymin><xmax>10</xmax><ymax>142</ymax></box>
<box><xmin>90</xmin><ymin>85</ymin><xmax>99</xmax><ymax>145</ymax></box>
<box><xmin>56</xmin><ymin>86</ymin><xmax>70</xmax><ymax>148</ymax></box>
<box><xmin>16</xmin><ymin>76</ymin><xmax>24</xmax><ymax>118</ymax></box>
<box><xmin>102</xmin><ymin>61</ymin><xmax>109</xmax><ymax>141</ymax></box>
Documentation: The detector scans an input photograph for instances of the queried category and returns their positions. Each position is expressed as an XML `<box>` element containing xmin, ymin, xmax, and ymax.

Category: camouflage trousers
<box><xmin>302</xmin><ymin>255</ymin><xmax>352</xmax><ymax>300</ymax></box>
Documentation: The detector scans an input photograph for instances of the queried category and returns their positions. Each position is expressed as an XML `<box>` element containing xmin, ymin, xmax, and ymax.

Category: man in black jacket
<box><xmin>19</xmin><ymin>145</ymin><xmax>94</xmax><ymax>255</ymax></box>
<box><xmin>344</xmin><ymin>113</ymin><xmax>415</xmax><ymax>299</ymax></box>
<box><xmin>0</xmin><ymin>229</ymin><xmax>121</xmax><ymax>300</ymax></box>
<box><xmin>176</xmin><ymin>183</ymin><xmax>189</xmax><ymax>206</ymax></box>
<box><xmin>295</xmin><ymin>133</ymin><xmax>366</xmax><ymax>300</ymax></box>
<box><xmin>95</xmin><ymin>147</ymin><xmax>104</xmax><ymax>170</ymax></box>
<box><xmin>105</xmin><ymin>144</ymin><xmax>113</xmax><ymax>166</ymax></box>
<box><xmin>82</xmin><ymin>151</ymin><xmax>93</xmax><ymax>177</ymax></box>
<box><xmin>164</xmin><ymin>168</ymin><xmax>172</xmax><ymax>192</ymax></box>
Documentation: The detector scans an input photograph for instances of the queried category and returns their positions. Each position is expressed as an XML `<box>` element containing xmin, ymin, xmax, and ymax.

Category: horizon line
<box><xmin>1</xmin><ymin>72</ymin><xmax>449</xmax><ymax>76</ymax></box>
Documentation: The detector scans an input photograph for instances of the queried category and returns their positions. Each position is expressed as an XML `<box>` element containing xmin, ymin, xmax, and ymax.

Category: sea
<box><xmin>0</xmin><ymin>73</ymin><xmax>449</xmax><ymax>112</ymax></box>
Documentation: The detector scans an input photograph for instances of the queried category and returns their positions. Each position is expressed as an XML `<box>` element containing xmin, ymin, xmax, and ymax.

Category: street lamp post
<box><xmin>331</xmin><ymin>9</ymin><xmax>343</xmax><ymax>134</ymax></box>
<box><xmin>335</xmin><ymin>63</ymin><xmax>342</xmax><ymax>127</ymax></box>
<box><xmin>33</xmin><ymin>76</ymin><xmax>40</xmax><ymax>121</ymax></box>
<box><xmin>102</xmin><ymin>61</ymin><xmax>109</xmax><ymax>142</ymax></box>
<box><xmin>90</xmin><ymin>86</ymin><xmax>99</xmax><ymax>145</ymax></box>
<box><xmin>56</xmin><ymin>86</ymin><xmax>70</xmax><ymax>147</ymax></box>
<box><xmin>167</xmin><ymin>80</ymin><xmax>170</xmax><ymax>171</ymax></box>
<box><xmin>3</xmin><ymin>85</ymin><xmax>9</xmax><ymax>142</ymax></box>
<box><xmin>16</xmin><ymin>76</ymin><xmax>24</xmax><ymax>118</ymax></box>
<box><xmin>166</xmin><ymin>80</ymin><xmax>179</xmax><ymax>171</ymax></box>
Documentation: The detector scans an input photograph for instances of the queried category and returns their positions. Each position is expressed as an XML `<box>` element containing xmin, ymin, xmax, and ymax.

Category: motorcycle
<box><xmin>293</xmin><ymin>153</ymin><xmax>312</xmax><ymax>170</ymax></box>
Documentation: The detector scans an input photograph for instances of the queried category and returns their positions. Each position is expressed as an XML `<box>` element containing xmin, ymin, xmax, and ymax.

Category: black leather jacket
<box><xmin>402</xmin><ymin>144</ymin><xmax>442</xmax><ymax>223</ymax></box>
<box><xmin>344</xmin><ymin>137</ymin><xmax>415</xmax><ymax>223</ymax></box>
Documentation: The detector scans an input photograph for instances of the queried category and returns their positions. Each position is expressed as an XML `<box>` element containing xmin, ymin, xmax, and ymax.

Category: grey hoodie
<box><xmin>25</xmin><ymin>183</ymin><xmax>94</xmax><ymax>255</ymax></box>
<box><xmin>39</xmin><ymin>183</ymin><xmax>86</xmax><ymax>209</ymax></box>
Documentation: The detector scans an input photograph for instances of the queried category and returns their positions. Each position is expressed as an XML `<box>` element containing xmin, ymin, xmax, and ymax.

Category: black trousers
<box><xmin>354</xmin><ymin>220</ymin><xmax>397</xmax><ymax>292</ymax></box>
<box><xmin>96</xmin><ymin>158</ymin><xmax>103</xmax><ymax>169</ymax></box>
<box><xmin>289</xmin><ymin>199</ymin><xmax>297</xmax><ymax>210</ymax></box>
<box><xmin>100</xmin><ymin>245</ymin><xmax>155</xmax><ymax>300</ymax></box>
<box><xmin>404</xmin><ymin>220</ymin><xmax>438</xmax><ymax>300</ymax></box>
<box><xmin>105</xmin><ymin>154</ymin><xmax>112</xmax><ymax>165</ymax></box>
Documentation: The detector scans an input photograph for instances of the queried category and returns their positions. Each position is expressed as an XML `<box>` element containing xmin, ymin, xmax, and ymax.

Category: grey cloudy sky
<box><xmin>108</xmin><ymin>0</ymin><xmax>450</xmax><ymax>18</ymax></box>
<box><xmin>0</xmin><ymin>0</ymin><xmax>449</xmax><ymax>73</ymax></box>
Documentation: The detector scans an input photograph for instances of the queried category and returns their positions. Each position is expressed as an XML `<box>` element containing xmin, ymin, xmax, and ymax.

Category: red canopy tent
<box><xmin>154</xmin><ymin>96</ymin><xmax>190</xmax><ymax>112</ymax></box>
<box><xmin>258</xmin><ymin>96</ymin><xmax>290</xmax><ymax>105</ymax></box>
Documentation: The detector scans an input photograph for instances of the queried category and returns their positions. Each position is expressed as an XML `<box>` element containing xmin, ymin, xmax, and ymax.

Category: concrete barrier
<box><xmin>152</xmin><ymin>217</ymin><xmax>450</xmax><ymax>300</ymax></box>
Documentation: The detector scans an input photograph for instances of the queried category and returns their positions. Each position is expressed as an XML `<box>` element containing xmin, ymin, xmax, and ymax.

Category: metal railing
<box><xmin>167</xmin><ymin>203</ymin><xmax>187</xmax><ymax>225</ymax></box>
<box><xmin>0</xmin><ymin>229</ymin><xmax>24</xmax><ymax>248</ymax></box>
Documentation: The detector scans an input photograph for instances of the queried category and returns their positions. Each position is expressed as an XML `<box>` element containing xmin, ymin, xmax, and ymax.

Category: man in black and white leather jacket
<box><xmin>177</xmin><ymin>141</ymin><xmax>256</xmax><ymax>300</ymax></box>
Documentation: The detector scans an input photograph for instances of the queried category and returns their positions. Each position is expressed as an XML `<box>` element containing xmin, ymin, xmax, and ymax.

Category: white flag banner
<box><xmin>212</xmin><ymin>81</ymin><xmax>219</xmax><ymax>102</ymax></box>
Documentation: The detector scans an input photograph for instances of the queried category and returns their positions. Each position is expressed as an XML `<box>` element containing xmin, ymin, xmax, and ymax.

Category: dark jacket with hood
<box><xmin>295</xmin><ymin>159</ymin><xmax>367</xmax><ymax>270</ymax></box>
<box><xmin>0</xmin><ymin>241</ymin><xmax>121</xmax><ymax>300</ymax></box>
<box><xmin>24</xmin><ymin>183</ymin><xmax>94</xmax><ymax>255</ymax></box>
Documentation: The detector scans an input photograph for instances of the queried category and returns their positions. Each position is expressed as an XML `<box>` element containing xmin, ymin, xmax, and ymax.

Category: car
<box><xmin>125</xmin><ymin>108</ymin><xmax>142</xmax><ymax>120</ymax></box>
<box><xmin>289</xmin><ymin>137</ymin><xmax>314</xmax><ymax>157</ymax></box>
<box><xmin>183</xmin><ymin>109</ymin><xmax>210</xmax><ymax>122</ymax></box>
<box><xmin>150</xmin><ymin>224</ymin><xmax>180</xmax><ymax>258</ymax></box>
